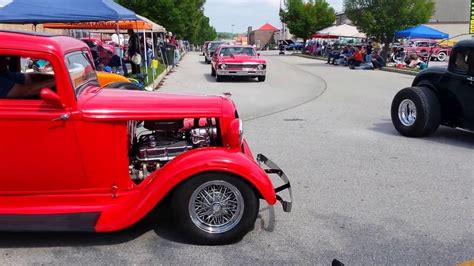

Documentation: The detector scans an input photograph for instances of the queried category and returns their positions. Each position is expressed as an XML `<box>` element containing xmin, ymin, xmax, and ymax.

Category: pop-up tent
<box><xmin>43</xmin><ymin>20</ymin><xmax>153</xmax><ymax>30</ymax></box>
<box><xmin>395</xmin><ymin>25</ymin><xmax>449</xmax><ymax>39</ymax></box>
<box><xmin>0</xmin><ymin>0</ymin><xmax>138</xmax><ymax>24</ymax></box>
<box><xmin>313</xmin><ymin>24</ymin><xmax>366</xmax><ymax>38</ymax></box>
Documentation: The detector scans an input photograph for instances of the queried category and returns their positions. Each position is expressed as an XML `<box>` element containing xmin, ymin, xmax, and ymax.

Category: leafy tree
<box><xmin>344</xmin><ymin>0</ymin><xmax>435</xmax><ymax>63</ymax></box>
<box><xmin>280</xmin><ymin>0</ymin><xmax>335</xmax><ymax>46</ymax></box>
<box><xmin>217</xmin><ymin>32</ymin><xmax>235</xmax><ymax>40</ymax></box>
<box><xmin>116</xmin><ymin>0</ymin><xmax>216</xmax><ymax>45</ymax></box>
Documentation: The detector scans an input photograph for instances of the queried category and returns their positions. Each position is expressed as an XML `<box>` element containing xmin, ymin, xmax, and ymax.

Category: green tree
<box><xmin>217</xmin><ymin>32</ymin><xmax>235</xmax><ymax>40</ymax></box>
<box><xmin>280</xmin><ymin>0</ymin><xmax>336</xmax><ymax>46</ymax></box>
<box><xmin>344</xmin><ymin>0</ymin><xmax>435</xmax><ymax>63</ymax></box>
<box><xmin>116</xmin><ymin>0</ymin><xmax>216</xmax><ymax>45</ymax></box>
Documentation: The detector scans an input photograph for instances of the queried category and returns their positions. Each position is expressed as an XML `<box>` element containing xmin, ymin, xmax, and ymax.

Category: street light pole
<box><xmin>231</xmin><ymin>24</ymin><xmax>235</xmax><ymax>37</ymax></box>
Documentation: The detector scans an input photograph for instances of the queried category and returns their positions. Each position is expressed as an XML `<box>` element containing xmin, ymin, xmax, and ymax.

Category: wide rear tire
<box><xmin>391</xmin><ymin>86</ymin><xmax>440</xmax><ymax>137</ymax></box>
<box><xmin>258</xmin><ymin>76</ymin><xmax>266</xmax><ymax>82</ymax></box>
<box><xmin>104</xmin><ymin>81</ymin><xmax>142</xmax><ymax>91</ymax></box>
<box><xmin>172</xmin><ymin>172</ymin><xmax>259</xmax><ymax>245</ymax></box>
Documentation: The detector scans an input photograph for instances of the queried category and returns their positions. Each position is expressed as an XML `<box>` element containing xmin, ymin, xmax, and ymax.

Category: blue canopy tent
<box><xmin>395</xmin><ymin>25</ymin><xmax>449</xmax><ymax>39</ymax></box>
<box><xmin>0</xmin><ymin>0</ymin><xmax>138</xmax><ymax>24</ymax></box>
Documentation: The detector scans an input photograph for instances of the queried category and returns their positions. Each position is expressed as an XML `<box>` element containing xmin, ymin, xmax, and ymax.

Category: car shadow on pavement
<box><xmin>203</xmin><ymin>73</ymin><xmax>258</xmax><ymax>83</ymax></box>
<box><xmin>0</xmin><ymin>202</ymin><xmax>276</xmax><ymax>247</ymax></box>
<box><xmin>370</xmin><ymin>120</ymin><xmax>474</xmax><ymax>149</ymax></box>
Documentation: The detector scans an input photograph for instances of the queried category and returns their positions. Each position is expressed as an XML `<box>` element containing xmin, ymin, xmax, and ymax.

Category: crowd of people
<box><xmin>323</xmin><ymin>42</ymin><xmax>384</xmax><ymax>70</ymax></box>
<box><xmin>303</xmin><ymin>40</ymin><xmax>429</xmax><ymax>71</ymax></box>
<box><xmin>89</xmin><ymin>30</ymin><xmax>184</xmax><ymax>78</ymax></box>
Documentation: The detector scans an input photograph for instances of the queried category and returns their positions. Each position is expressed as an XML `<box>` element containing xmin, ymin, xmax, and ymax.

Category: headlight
<box><xmin>257</xmin><ymin>64</ymin><xmax>264</xmax><ymax>70</ymax></box>
<box><xmin>220</xmin><ymin>64</ymin><xmax>227</xmax><ymax>69</ymax></box>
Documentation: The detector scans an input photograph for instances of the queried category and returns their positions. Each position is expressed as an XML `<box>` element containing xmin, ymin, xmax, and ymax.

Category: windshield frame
<box><xmin>64</xmin><ymin>50</ymin><xmax>99</xmax><ymax>99</ymax></box>
<box><xmin>219</xmin><ymin>47</ymin><xmax>256</xmax><ymax>57</ymax></box>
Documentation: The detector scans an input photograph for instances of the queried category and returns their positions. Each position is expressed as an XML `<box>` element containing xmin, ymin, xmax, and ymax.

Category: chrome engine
<box><xmin>129</xmin><ymin>119</ymin><xmax>217</xmax><ymax>181</ymax></box>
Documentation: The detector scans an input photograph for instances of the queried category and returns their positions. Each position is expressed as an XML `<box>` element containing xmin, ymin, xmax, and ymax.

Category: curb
<box><xmin>293</xmin><ymin>53</ymin><xmax>419</xmax><ymax>76</ymax></box>
<box><xmin>146</xmin><ymin>52</ymin><xmax>188</xmax><ymax>91</ymax></box>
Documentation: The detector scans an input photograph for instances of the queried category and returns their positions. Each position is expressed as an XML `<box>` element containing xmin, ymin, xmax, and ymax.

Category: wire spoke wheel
<box><xmin>189</xmin><ymin>180</ymin><xmax>244</xmax><ymax>234</ymax></box>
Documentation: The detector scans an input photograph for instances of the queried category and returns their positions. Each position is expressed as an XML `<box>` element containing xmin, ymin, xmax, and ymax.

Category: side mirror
<box><xmin>257</xmin><ymin>53</ymin><xmax>261</xmax><ymax>57</ymax></box>
<box><xmin>40</xmin><ymin>88</ymin><xmax>65</xmax><ymax>108</ymax></box>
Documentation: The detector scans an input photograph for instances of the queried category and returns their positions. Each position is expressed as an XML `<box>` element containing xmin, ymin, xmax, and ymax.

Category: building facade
<box><xmin>335</xmin><ymin>0</ymin><xmax>471</xmax><ymax>40</ymax></box>
<box><xmin>248</xmin><ymin>23</ymin><xmax>279</xmax><ymax>49</ymax></box>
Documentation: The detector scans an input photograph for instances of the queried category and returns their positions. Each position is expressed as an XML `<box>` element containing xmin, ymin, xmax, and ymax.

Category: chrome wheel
<box><xmin>189</xmin><ymin>180</ymin><xmax>244</xmax><ymax>234</ymax></box>
<box><xmin>398</xmin><ymin>99</ymin><xmax>417</xmax><ymax>126</ymax></box>
<box><xmin>437</xmin><ymin>52</ymin><xmax>447</xmax><ymax>62</ymax></box>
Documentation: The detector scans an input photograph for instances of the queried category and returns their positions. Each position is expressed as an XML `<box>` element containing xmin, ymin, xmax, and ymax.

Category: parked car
<box><xmin>211</xmin><ymin>45</ymin><xmax>267</xmax><ymax>82</ymax></box>
<box><xmin>205</xmin><ymin>41</ymin><xmax>228</xmax><ymax>63</ymax></box>
<box><xmin>201</xmin><ymin>41</ymin><xmax>210</xmax><ymax>56</ymax></box>
<box><xmin>391</xmin><ymin>40</ymin><xmax>474</xmax><ymax>137</ymax></box>
<box><xmin>404</xmin><ymin>39</ymin><xmax>452</xmax><ymax>62</ymax></box>
<box><xmin>0</xmin><ymin>31</ymin><xmax>292</xmax><ymax>244</ymax></box>
<box><xmin>286</xmin><ymin>41</ymin><xmax>304</xmax><ymax>51</ymax></box>
<box><xmin>81</xmin><ymin>37</ymin><xmax>116</xmax><ymax>66</ymax></box>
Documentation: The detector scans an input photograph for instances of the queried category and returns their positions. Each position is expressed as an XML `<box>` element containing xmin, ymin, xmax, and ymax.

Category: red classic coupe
<box><xmin>211</xmin><ymin>45</ymin><xmax>267</xmax><ymax>82</ymax></box>
<box><xmin>0</xmin><ymin>31</ymin><xmax>291</xmax><ymax>245</ymax></box>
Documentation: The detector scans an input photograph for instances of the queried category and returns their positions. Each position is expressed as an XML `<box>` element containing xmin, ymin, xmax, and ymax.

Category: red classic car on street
<box><xmin>211</xmin><ymin>45</ymin><xmax>267</xmax><ymax>82</ymax></box>
<box><xmin>0</xmin><ymin>31</ymin><xmax>291</xmax><ymax>244</ymax></box>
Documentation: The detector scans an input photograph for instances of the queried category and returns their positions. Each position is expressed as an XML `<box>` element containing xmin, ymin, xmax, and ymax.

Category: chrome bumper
<box><xmin>257</xmin><ymin>154</ymin><xmax>292</xmax><ymax>212</ymax></box>
<box><xmin>217</xmin><ymin>70</ymin><xmax>266</xmax><ymax>76</ymax></box>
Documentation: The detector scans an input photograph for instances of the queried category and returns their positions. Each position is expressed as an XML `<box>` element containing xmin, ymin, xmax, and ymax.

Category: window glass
<box><xmin>0</xmin><ymin>55</ymin><xmax>56</xmax><ymax>99</ymax></box>
<box><xmin>219</xmin><ymin>47</ymin><xmax>256</xmax><ymax>56</ymax></box>
<box><xmin>453</xmin><ymin>50</ymin><xmax>469</xmax><ymax>74</ymax></box>
<box><xmin>65</xmin><ymin>51</ymin><xmax>98</xmax><ymax>98</ymax></box>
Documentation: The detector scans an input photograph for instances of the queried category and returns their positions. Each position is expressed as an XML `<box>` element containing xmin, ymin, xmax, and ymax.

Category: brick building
<box><xmin>248</xmin><ymin>23</ymin><xmax>279</xmax><ymax>49</ymax></box>
<box><xmin>0</xmin><ymin>24</ymin><xmax>64</xmax><ymax>34</ymax></box>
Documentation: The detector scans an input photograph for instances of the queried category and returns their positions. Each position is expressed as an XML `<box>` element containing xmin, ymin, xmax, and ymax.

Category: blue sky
<box><xmin>204</xmin><ymin>0</ymin><xmax>344</xmax><ymax>33</ymax></box>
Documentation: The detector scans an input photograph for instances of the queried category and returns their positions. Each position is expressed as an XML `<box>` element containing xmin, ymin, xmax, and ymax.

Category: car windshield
<box><xmin>209</xmin><ymin>42</ymin><xmax>225</xmax><ymax>51</ymax></box>
<box><xmin>65</xmin><ymin>51</ymin><xmax>99</xmax><ymax>98</ymax></box>
<box><xmin>219</xmin><ymin>47</ymin><xmax>256</xmax><ymax>56</ymax></box>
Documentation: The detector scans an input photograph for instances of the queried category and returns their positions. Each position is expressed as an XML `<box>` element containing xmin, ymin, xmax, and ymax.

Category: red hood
<box><xmin>78</xmin><ymin>87</ymin><xmax>228</xmax><ymax>120</ymax></box>
<box><xmin>219</xmin><ymin>54</ymin><xmax>266</xmax><ymax>64</ymax></box>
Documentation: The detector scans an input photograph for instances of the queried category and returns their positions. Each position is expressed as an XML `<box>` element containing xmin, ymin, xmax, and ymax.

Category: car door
<box><xmin>441</xmin><ymin>47</ymin><xmax>474</xmax><ymax>129</ymax></box>
<box><xmin>0</xmin><ymin>51</ymin><xmax>85</xmax><ymax>194</ymax></box>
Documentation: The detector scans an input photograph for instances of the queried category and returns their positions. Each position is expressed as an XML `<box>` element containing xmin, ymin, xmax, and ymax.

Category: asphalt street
<box><xmin>1</xmin><ymin>51</ymin><xmax>472</xmax><ymax>265</ymax></box>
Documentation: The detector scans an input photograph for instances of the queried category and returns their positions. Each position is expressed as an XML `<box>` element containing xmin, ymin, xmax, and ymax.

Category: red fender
<box><xmin>95</xmin><ymin>148</ymin><xmax>277</xmax><ymax>232</ymax></box>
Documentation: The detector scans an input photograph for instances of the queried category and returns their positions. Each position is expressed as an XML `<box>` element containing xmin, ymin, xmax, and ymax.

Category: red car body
<box><xmin>404</xmin><ymin>39</ymin><xmax>452</xmax><ymax>62</ymax></box>
<box><xmin>0</xmin><ymin>31</ymin><xmax>291</xmax><ymax>241</ymax></box>
<box><xmin>211</xmin><ymin>45</ymin><xmax>267</xmax><ymax>82</ymax></box>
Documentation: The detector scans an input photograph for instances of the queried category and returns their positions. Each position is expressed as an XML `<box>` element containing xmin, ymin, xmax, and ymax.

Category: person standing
<box><xmin>365</xmin><ymin>41</ymin><xmax>373</xmax><ymax>63</ymax></box>
<box><xmin>127</xmin><ymin>29</ymin><xmax>141</xmax><ymax>74</ymax></box>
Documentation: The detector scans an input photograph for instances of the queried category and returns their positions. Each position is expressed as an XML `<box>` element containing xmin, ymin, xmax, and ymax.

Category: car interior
<box><xmin>0</xmin><ymin>55</ymin><xmax>56</xmax><ymax>99</ymax></box>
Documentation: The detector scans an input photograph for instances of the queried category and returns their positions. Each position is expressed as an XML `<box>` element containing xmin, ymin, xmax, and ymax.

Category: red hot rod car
<box><xmin>0</xmin><ymin>31</ymin><xmax>291</xmax><ymax>244</ymax></box>
<box><xmin>211</xmin><ymin>45</ymin><xmax>267</xmax><ymax>82</ymax></box>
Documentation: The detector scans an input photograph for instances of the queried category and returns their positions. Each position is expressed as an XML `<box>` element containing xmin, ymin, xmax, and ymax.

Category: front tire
<box><xmin>391</xmin><ymin>86</ymin><xmax>440</xmax><ymax>137</ymax></box>
<box><xmin>216</xmin><ymin>73</ymin><xmax>223</xmax><ymax>82</ymax></box>
<box><xmin>172</xmin><ymin>173</ymin><xmax>259</xmax><ymax>245</ymax></box>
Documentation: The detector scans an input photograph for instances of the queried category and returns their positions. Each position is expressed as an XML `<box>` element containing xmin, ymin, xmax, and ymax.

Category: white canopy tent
<box><xmin>317</xmin><ymin>24</ymin><xmax>366</xmax><ymax>38</ymax></box>
<box><xmin>136</xmin><ymin>15</ymin><xmax>166</xmax><ymax>33</ymax></box>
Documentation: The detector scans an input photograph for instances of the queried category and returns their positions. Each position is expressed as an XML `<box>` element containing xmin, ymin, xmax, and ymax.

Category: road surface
<box><xmin>1</xmin><ymin>51</ymin><xmax>472</xmax><ymax>265</ymax></box>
